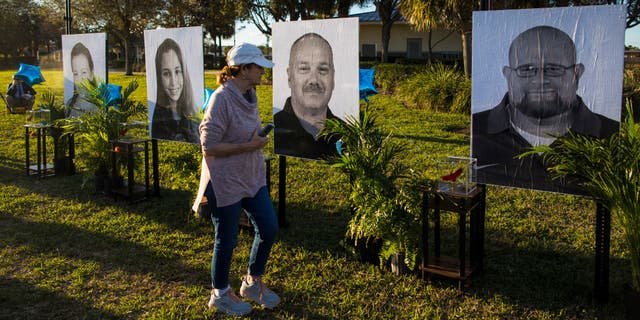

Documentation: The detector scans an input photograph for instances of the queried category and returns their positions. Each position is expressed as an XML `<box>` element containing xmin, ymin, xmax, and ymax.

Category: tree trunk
<box><xmin>427</xmin><ymin>29</ymin><xmax>433</xmax><ymax>65</ymax></box>
<box><xmin>461</xmin><ymin>29</ymin><xmax>472</xmax><ymax>77</ymax></box>
<box><xmin>381</xmin><ymin>21</ymin><xmax>392</xmax><ymax>63</ymax></box>
<box><xmin>124</xmin><ymin>37</ymin><xmax>134</xmax><ymax>76</ymax></box>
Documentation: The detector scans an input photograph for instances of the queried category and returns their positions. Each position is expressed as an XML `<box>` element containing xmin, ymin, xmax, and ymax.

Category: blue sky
<box><xmin>627</xmin><ymin>26</ymin><xmax>640</xmax><ymax>48</ymax></box>
<box><xmin>223</xmin><ymin>5</ymin><xmax>640</xmax><ymax>48</ymax></box>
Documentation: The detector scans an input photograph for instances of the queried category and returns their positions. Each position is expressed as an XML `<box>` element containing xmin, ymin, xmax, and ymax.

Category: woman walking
<box><xmin>192</xmin><ymin>43</ymin><xmax>280</xmax><ymax>316</ymax></box>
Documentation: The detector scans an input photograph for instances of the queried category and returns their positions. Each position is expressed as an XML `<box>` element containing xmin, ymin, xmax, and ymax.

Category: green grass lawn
<box><xmin>0</xmin><ymin>69</ymin><xmax>630</xmax><ymax>319</ymax></box>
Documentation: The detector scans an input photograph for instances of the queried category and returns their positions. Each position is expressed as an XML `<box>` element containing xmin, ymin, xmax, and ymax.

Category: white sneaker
<box><xmin>240</xmin><ymin>276</ymin><xmax>281</xmax><ymax>309</ymax></box>
<box><xmin>207</xmin><ymin>288</ymin><xmax>252</xmax><ymax>316</ymax></box>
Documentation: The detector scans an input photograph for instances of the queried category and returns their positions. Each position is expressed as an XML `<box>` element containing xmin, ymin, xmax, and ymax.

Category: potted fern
<box><xmin>323</xmin><ymin>109</ymin><xmax>422</xmax><ymax>274</ymax></box>
<box><xmin>522</xmin><ymin>104</ymin><xmax>639</xmax><ymax>319</ymax></box>
<box><xmin>59</xmin><ymin>79</ymin><xmax>146</xmax><ymax>192</ymax></box>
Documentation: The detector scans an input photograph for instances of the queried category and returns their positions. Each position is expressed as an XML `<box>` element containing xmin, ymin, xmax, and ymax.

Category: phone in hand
<box><xmin>258</xmin><ymin>123</ymin><xmax>275</xmax><ymax>137</ymax></box>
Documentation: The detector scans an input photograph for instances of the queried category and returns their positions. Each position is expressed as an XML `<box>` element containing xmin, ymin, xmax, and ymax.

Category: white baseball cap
<box><xmin>226</xmin><ymin>43</ymin><xmax>274</xmax><ymax>68</ymax></box>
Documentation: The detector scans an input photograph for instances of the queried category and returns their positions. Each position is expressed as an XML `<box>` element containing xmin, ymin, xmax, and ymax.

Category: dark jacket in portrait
<box><xmin>472</xmin><ymin>94</ymin><xmax>619</xmax><ymax>194</ymax></box>
<box><xmin>274</xmin><ymin>97</ymin><xmax>342</xmax><ymax>160</ymax></box>
<box><xmin>151</xmin><ymin>104</ymin><xmax>200</xmax><ymax>144</ymax></box>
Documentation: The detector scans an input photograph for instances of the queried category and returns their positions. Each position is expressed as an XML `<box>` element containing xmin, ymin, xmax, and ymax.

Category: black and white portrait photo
<box><xmin>144</xmin><ymin>26</ymin><xmax>204</xmax><ymax>144</ymax></box>
<box><xmin>272</xmin><ymin>18</ymin><xmax>359</xmax><ymax>160</ymax></box>
<box><xmin>62</xmin><ymin>33</ymin><xmax>107</xmax><ymax>117</ymax></box>
<box><xmin>471</xmin><ymin>5</ymin><xmax>625</xmax><ymax>194</ymax></box>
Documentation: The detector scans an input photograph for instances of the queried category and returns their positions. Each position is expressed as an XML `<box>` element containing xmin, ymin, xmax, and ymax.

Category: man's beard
<box><xmin>514</xmin><ymin>94</ymin><xmax>575</xmax><ymax>119</ymax></box>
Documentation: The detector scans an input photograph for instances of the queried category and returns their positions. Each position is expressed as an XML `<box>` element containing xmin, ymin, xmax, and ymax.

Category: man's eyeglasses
<box><xmin>510</xmin><ymin>64</ymin><xmax>575</xmax><ymax>78</ymax></box>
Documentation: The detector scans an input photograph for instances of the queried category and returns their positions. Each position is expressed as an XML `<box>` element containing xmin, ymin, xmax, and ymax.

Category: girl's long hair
<box><xmin>155</xmin><ymin>38</ymin><xmax>195</xmax><ymax>118</ymax></box>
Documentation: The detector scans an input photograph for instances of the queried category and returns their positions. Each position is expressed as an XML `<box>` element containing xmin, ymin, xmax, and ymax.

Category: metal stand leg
<box><xmin>278</xmin><ymin>155</ymin><xmax>287</xmax><ymax>228</ymax></box>
<box><xmin>152</xmin><ymin>139</ymin><xmax>160</xmax><ymax>196</ymax></box>
<box><xmin>25</xmin><ymin>127</ymin><xmax>30</xmax><ymax>175</ymax></box>
<box><xmin>594</xmin><ymin>201</ymin><xmax>611</xmax><ymax>302</ymax></box>
<box><xmin>421</xmin><ymin>191</ymin><xmax>430</xmax><ymax>281</ymax></box>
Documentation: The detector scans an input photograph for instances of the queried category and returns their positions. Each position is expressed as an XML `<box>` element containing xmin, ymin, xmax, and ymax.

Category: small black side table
<box><xmin>420</xmin><ymin>185</ymin><xmax>486</xmax><ymax>289</ymax></box>
<box><xmin>24</xmin><ymin>124</ymin><xmax>55</xmax><ymax>178</ymax></box>
<box><xmin>110</xmin><ymin>138</ymin><xmax>157</xmax><ymax>202</ymax></box>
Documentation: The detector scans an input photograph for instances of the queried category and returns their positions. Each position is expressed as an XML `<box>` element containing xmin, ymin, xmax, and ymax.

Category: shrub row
<box><xmin>375</xmin><ymin>62</ymin><xmax>640</xmax><ymax>115</ymax></box>
<box><xmin>393</xmin><ymin>63</ymin><xmax>470</xmax><ymax>113</ymax></box>
<box><xmin>623</xmin><ymin>66</ymin><xmax>640</xmax><ymax>121</ymax></box>
<box><xmin>372</xmin><ymin>63</ymin><xmax>427</xmax><ymax>94</ymax></box>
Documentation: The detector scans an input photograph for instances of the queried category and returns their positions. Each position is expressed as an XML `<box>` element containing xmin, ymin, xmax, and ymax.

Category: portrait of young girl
<box><xmin>145</xmin><ymin>27</ymin><xmax>204</xmax><ymax>144</ymax></box>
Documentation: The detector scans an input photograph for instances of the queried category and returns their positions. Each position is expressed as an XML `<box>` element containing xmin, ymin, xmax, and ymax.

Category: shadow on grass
<box><xmin>1</xmin><ymin>153</ymin><xmax>627</xmax><ymax>318</ymax></box>
<box><xmin>0</xmin><ymin>214</ymin><xmax>209</xmax><ymax>289</ymax></box>
<box><xmin>470</xmin><ymin>246</ymin><xmax>626</xmax><ymax>318</ymax></box>
<box><xmin>0</xmin><ymin>161</ymin><xmax>206</xmax><ymax>236</ymax></box>
<box><xmin>274</xmin><ymin>191</ymin><xmax>628</xmax><ymax>319</ymax></box>
<box><xmin>421</xmin><ymin>223</ymin><xmax>627</xmax><ymax>319</ymax></box>
<box><xmin>391</xmin><ymin>134</ymin><xmax>468</xmax><ymax>146</ymax></box>
<box><xmin>274</xmin><ymin>199</ymin><xmax>349</xmax><ymax>254</ymax></box>
<box><xmin>0</xmin><ymin>276</ymin><xmax>119</xmax><ymax>320</ymax></box>
<box><xmin>0</xmin><ymin>155</ymin><xmax>24</xmax><ymax>172</ymax></box>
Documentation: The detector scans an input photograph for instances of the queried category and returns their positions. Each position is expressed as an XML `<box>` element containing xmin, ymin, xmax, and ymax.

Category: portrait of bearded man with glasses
<box><xmin>472</xmin><ymin>25</ymin><xmax>619</xmax><ymax>193</ymax></box>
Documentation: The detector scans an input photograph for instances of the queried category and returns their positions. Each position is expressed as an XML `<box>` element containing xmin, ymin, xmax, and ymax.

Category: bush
<box><xmin>623</xmin><ymin>67</ymin><xmax>640</xmax><ymax>121</ymax></box>
<box><xmin>373</xmin><ymin>63</ymin><xmax>425</xmax><ymax>94</ymax></box>
<box><xmin>452</xmin><ymin>76</ymin><xmax>471</xmax><ymax>114</ymax></box>
<box><xmin>262</xmin><ymin>67</ymin><xmax>273</xmax><ymax>84</ymax></box>
<box><xmin>394</xmin><ymin>63</ymin><xmax>469</xmax><ymax>113</ymax></box>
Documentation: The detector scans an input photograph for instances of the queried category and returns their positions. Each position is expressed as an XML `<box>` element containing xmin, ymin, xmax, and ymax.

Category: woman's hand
<box><xmin>249</xmin><ymin>134</ymin><xmax>269</xmax><ymax>150</ymax></box>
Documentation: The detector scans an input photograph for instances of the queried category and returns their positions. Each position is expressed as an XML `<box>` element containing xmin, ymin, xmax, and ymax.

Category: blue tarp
<box><xmin>359</xmin><ymin>68</ymin><xmax>377</xmax><ymax>102</ymax></box>
<box><xmin>14</xmin><ymin>63</ymin><xmax>45</xmax><ymax>87</ymax></box>
<box><xmin>97</xmin><ymin>83</ymin><xmax>122</xmax><ymax>108</ymax></box>
<box><xmin>106</xmin><ymin>84</ymin><xmax>122</xmax><ymax>107</ymax></box>
<box><xmin>202</xmin><ymin>87</ymin><xmax>215</xmax><ymax>111</ymax></box>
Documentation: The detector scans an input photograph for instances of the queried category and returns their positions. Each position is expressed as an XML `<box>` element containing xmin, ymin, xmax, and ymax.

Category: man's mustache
<box><xmin>303</xmin><ymin>83</ymin><xmax>325</xmax><ymax>94</ymax></box>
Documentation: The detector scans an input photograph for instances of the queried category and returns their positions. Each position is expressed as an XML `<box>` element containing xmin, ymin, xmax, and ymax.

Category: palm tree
<box><xmin>399</xmin><ymin>0</ymin><xmax>475</xmax><ymax>76</ymax></box>
<box><xmin>374</xmin><ymin>0</ymin><xmax>402</xmax><ymax>62</ymax></box>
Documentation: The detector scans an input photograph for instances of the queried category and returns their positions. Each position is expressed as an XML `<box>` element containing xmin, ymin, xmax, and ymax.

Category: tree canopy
<box><xmin>0</xmin><ymin>0</ymin><xmax>62</xmax><ymax>58</ymax></box>
<box><xmin>244</xmin><ymin>0</ymin><xmax>368</xmax><ymax>36</ymax></box>
<box><xmin>399</xmin><ymin>0</ymin><xmax>640</xmax><ymax>76</ymax></box>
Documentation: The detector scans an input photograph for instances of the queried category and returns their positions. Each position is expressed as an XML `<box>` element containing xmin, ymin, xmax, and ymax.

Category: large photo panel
<box><xmin>62</xmin><ymin>33</ymin><xmax>107</xmax><ymax>117</ymax></box>
<box><xmin>272</xmin><ymin>17</ymin><xmax>359</xmax><ymax>160</ymax></box>
<box><xmin>144</xmin><ymin>26</ymin><xmax>204</xmax><ymax>144</ymax></box>
<box><xmin>471</xmin><ymin>5</ymin><xmax>625</xmax><ymax>194</ymax></box>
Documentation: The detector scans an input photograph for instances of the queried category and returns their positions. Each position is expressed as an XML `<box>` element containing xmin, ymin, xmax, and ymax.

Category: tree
<box><xmin>625</xmin><ymin>0</ymin><xmax>640</xmax><ymax>28</ymax></box>
<box><xmin>399</xmin><ymin>0</ymin><xmax>474</xmax><ymax>74</ymax></box>
<box><xmin>35</xmin><ymin>1</ymin><xmax>65</xmax><ymax>54</ymax></box>
<box><xmin>399</xmin><ymin>0</ymin><xmax>639</xmax><ymax>77</ymax></box>
<box><xmin>373</xmin><ymin>0</ymin><xmax>401</xmax><ymax>63</ymax></box>
<box><xmin>0</xmin><ymin>0</ymin><xmax>36</xmax><ymax>57</ymax></box>
<box><xmin>244</xmin><ymin>0</ymin><xmax>368</xmax><ymax>36</ymax></box>
<box><xmin>71</xmin><ymin>0</ymin><xmax>162</xmax><ymax>75</ymax></box>
<box><xmin>193</xmin><ymin>0</ymin><xmax>249</xmax><ymax>67</ymax></box>
<box><xmin>0</xmin><ymin>0</ymin><xmax>62</xmax><ymax>58</ymax></box>
<box><xmin>338</xmin><ymin>0</ymin><xmax>369</xmax><ymax>16</ymax></box>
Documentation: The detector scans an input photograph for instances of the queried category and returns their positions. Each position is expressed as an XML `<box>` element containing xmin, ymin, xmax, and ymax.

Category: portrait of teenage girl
<box><xmin>66</xmin><ymin>42</ymin><xmax>97</xmax><ymax>117</ymax></box>
<box><xmin>151</xmin><ymin>38</ymin><xmax>199</xmax><ymax>143</ymax></box>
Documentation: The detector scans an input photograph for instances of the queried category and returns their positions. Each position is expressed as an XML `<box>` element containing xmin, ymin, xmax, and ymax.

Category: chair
<box><xmin>1</xmin><ymin>92</ymin><xmax>33</xmax><ymax>114</ymax></box>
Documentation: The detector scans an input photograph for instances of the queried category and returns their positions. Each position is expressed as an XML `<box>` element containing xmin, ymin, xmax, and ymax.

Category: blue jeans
<box><xmin>205</xmin><ymin>183</ymin><xmax>278</xmax><ymax>289</ymax></box>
